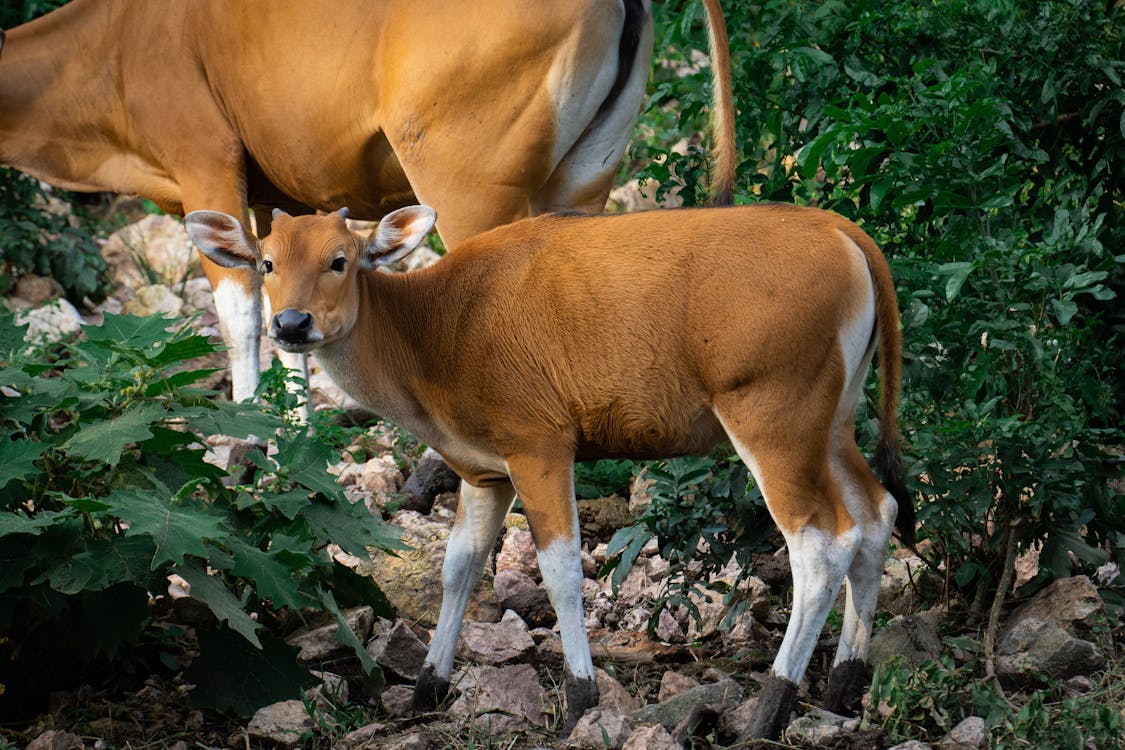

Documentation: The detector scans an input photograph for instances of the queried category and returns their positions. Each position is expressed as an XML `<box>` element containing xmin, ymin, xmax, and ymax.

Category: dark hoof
<box><xmin>411</xmin><ymin>664</ymin><xmax>449</xmax><ymax>712</ymax></box>
<box><xmin>562</xmin><ymin>674</ymin><xmax>599</xmax><ymax>734</ymax></box>
<box><xmin>741</xmin><ymin>672</ymin><xmax>798</xmax><ymax>741</ymax></box>
<box><xmin>823</xmin><ymin>658</ymin><xmax>868</xmax><ymax>716</ymax></box>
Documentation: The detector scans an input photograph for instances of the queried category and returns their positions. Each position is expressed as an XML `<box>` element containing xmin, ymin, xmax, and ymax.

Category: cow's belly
<box><xmin>245</xmin><ymin>133</ymin><xmax>416</xmax><ymax>220</ymax></box>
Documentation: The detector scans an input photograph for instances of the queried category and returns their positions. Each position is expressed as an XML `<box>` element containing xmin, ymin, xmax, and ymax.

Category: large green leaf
<box><xmin>253</xmin><ymin>488</ymin><xmax>314</xmax><ymax>520</ymax></box>
<box><xmin>319</xmin><ymin>588</ymin><xmax>381</xmax><ymax>685</ymax></box>
<box><xmin>173</xmin><ymin>402</ymin><xmax>284</xmax><ymax>440</ymax></box>
<box><xmin>276</xmin><ymin>438</ymin><xmax>345</xmax><ymax>500</ymax></box>
<box><xmin>0</xmin><ymin>313</ymin><xmax>30</xmax><ymax>360</ymax></box>
<box><xmin>226</xmin><ymin>539</ymin><xmax>309</xmax><ymax>611</ymax></box>
<box><xmin>301</xmin><ymin>500</ymin><xmax>405</xmax><ymax>558</ymax></box>
<box><xmin>103</xmin><ymin>487</ymin><xmax>228</xmax><ymax>568</ymax></box>
<box><xmin>47</xmin><ymin>536</ymin><xmax>157</xmax><ymax>594</ymax></box>
<box><xmin>0</xmin><ymin>508</ymin><xmax>77</xmax><ymax>539</ymax></box>
<box><xmin>62</xmin><ymin>403</ymin><xmax>167</xmax><ymax>466</ymax></box>
<box><xmin>0</xmin><ymin>439</ymin><xmax>49</xmax><ymax>487</ymax></box>
<box><xmin>177</xmin><ymin>560</ymin><xmax>262</xmax><ymax>647</ymax></box>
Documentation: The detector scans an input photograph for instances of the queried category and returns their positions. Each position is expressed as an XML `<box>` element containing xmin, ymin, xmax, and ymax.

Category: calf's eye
<box><xmin>330</xmin><ymin>257</ymin><xmax>347</xmax><ymax>273</ymax></box>
<box><xmin>262</xmin><ymin>259</ymin><xmax>274</xmax><ymax>273</ymax></box>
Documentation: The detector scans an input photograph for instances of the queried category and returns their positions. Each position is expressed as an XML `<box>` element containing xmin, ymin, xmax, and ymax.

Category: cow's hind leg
<box><xmin>413</xmin><ymin>480</ymin><xmax>515</xmax><ymax>711</ymax></box>
<box><xmin>823</xmin><ymin>443</ymin><xmax>898</xmax><ymax>715</ymax></box>
<box><xmin>715</xmin><ymin>406</ymin><xmax>862</xmax><ymax>741</ymax></box>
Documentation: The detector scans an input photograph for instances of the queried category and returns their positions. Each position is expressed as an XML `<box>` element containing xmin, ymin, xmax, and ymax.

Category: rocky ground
<box><xmin>6</xmin><ymin>208</ymin><xmax>1123</xmax><ymax>750</ymax></box>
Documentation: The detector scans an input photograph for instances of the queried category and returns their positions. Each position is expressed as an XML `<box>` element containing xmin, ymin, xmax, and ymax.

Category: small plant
<box><xmin>574</xmin><ymin>459</ymin><xmax>638</xmax><ymax>499</ymax></box>
<box><xmin>0</xmin><ymin>167</ymin><xmax>111</xmax><ymax>302</ymax></box>
<box><xmin>602</xmin><ymin>454</ymin><xmax>773</xmax><ymax>632</ymax></box>
<box><xmin>0</xmin><ymin>312</ymin><xmax>402</xmax><ymax>717</ymax></box>
<box><xmin>870</xmin><ymin>654</ymin><xmax>1124</xmax><ymax>749</ymax></box>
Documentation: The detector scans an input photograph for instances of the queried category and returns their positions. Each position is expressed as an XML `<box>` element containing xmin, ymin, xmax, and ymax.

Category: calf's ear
<box><xmin>184</xmin><ymin>211</ymin><xmax>261</xmax><ymax>269</ymax></box>
<box><xmin>361</xmin><ymin>205</ymin><xmax>437</xmax><ymax>269</ymax></box>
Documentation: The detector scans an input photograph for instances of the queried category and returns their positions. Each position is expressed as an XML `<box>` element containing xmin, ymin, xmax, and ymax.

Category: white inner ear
<box><xmin>365</xmin><ymin>206</ymin><xmax>437</xmax><ymax>268</ymax></box>
<box><xmin>185</xmin><ymin>211</ymin><xmax>260</xmax><ymax>268</ymax></box>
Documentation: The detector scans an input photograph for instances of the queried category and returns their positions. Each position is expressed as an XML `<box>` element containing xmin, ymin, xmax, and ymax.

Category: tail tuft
<box><xmin>876</xmin><ymin>438</ymin><xmax>915</xmax><ymax>548</ymax></box>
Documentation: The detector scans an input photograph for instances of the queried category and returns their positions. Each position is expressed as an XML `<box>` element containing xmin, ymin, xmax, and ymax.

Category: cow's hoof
<box><xmin>411</xmin><ymin>664</ymin><xmax>449</xmax><ymax>712</ymax></box>
<box><xmin>562</xmin><ymin>673</ymin><xmax>599</xmax><ymax>734</ymax></box>
<box><xmin>823</xmin><ymin>658</ymin><xmax>868</xmax><ymax>716</ymax></box>
<box><xmin>741</xmin><ymin>672</ymin><xmax>798</xmax><ymax>741</ymax></box>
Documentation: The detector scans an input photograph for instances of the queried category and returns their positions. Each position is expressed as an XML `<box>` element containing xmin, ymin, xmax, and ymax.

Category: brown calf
<box><xmin>184</xmin><ymin>204</ymin><xmax>914</xmax><ymax>739</ymax></box>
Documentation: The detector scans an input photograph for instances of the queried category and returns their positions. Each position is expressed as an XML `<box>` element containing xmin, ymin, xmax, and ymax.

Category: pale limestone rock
<box><xmin>621</xmin><ymin>723</ymin><xmax>683</xmax><ymax>750</ymax></box>
<box><xmin>124</xmin><ymin>283</ymin><xmax>184</xmax><ymax>317</ymax></box>
<box><xmin>245</xmin><ymin>699</ymin><xmax>314</xmax><ymax>747</ymax></box>
<box><xmin>17</xmin><ymin>298</ymin><xmax>83</xmax><ymax>344</ymax></box>
<box><xmin>568</xmin><ymin>707</ymin><xmax>634</xmax><ymax>749</ymax></box>
<box><xmin>497</xmin><ymin>526</ymin><xmax>540</xmax><ymax>580</ymax></box>
<box><xmin>455</xmin><ymin>609</ymin><xmax>536</xmax><ymax>665</ymax></box>
<box><xmin>448</xmin><ymin>663</ymin><xmax>550</xmax><ymax>732</ymax></box>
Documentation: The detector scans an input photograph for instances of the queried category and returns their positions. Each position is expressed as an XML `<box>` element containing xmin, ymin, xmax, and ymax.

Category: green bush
<box><xmin>630</xmin><ymin>0</ymin><xmax>1123</xmax><ymax>611</ymax></box>
<box><xmin>0</xmin><ymin>167</ymin><xmax>111</xmax><ymax>302</ymax></box>
<box><xmin>0</xmin><ymin>313</ymin><xmax>401</xmax><ymax>717</ymax></box>
<box><xmin>603</xmin><ymin>454</ymin><xmax>774</xmax><ymax>631</ymax></box>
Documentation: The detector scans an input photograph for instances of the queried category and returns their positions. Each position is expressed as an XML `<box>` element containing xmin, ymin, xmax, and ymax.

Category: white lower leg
<box><xmin>537</xmin><ymin>534</ymin><xmax>595</xmax><ymax>683</ymax></box>
<box><xmin>212</xmin><ymin>279</ymin><xmax>262</xmax><ymax>403</ymax></box>
<box><xmin>772</xmin><ymin>525</ymin><xmax>861</xmax><ymax>684</ymax></box>
<box><xmin>422</xmin><ymin>481</ymin><xmax>514</xmax><ymax>681</ymax></box>
<box><xmin>834</xmin><ymin>493</ymin><xmax>896</xmax><ymax>666</ymax></box>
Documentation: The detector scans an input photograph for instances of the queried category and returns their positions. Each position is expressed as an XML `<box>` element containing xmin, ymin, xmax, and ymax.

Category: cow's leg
<box><xmin>199</xmin><ymin>255</ymin><xmax>262</xmax><ymax>404</ymax></box>
<box><xmin>413</xmin><ymin>479</ymin><xmax>515</xmax><ymax>711</ymax></box>
<box><xmin>715</xmin><ymin>398</ymin><xmax>860</xmax><ymax>740</ymax></box>
<box><xmin>505</xmin><ymin>453</ymin><xmax>595</xmax><ymax>733</ymax></box>
<box><xmin>823</xmin><ymin>447</ymin><xmax>897</xmax><ymax>714</ymax></box>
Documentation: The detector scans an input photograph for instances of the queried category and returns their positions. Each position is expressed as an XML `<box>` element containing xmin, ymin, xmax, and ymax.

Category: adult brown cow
<box><xmin>0</xmin><ymin>0</ymin><xmax>734</xmax><ymax>403</ymax></box>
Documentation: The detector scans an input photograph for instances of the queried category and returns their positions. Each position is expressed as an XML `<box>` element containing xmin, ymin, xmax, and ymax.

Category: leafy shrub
<box><xmin>0</xmin><ymin>167</ymin><xmax>111</xmax><ymax>302</ymax></box>
<box><xmin>603</xmin><ymin>454</ymin><xmax>774</xmax><ymax>630</ymax></box>
<box><xmin>632</xmin><ymin>0</ymin><xmax>1124</xmax><ymax>613</ymax></box>
<box><xmin>0</xmin><ymin>0</ymin><xmax>65</xmax><ymax>25</ymax></box>
<box><xmin>871</xmin><ymin>654</ymin><xmax>1124</xmax><ymax>749</ymax></box>
<box><xmin>0</xmin><ymin>313</ymin><xmax>401</xmax><ymax>717</ymax></box>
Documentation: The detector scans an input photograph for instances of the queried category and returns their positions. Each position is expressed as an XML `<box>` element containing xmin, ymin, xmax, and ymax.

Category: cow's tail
<box><xmin>701</xmin><ymin>0</ymin><xmax>736</xmax><ymax>207</ymax></box>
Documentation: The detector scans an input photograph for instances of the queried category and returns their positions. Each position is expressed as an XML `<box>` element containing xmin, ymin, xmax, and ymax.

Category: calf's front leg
<box><xmin>506</xmin><ymin>454</ymin><xmax>597</xmax><ymax>732</ymax></box>
<box><xmin>412</xmin><ymin>480</ymin><xmax>515</xmax><ymax>710</ymax></box>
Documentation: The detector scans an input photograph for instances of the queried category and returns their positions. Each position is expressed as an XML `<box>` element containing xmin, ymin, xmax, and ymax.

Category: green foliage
<box><xmin>0</xmin><ymin>0</ymin><xmax>65</xmax><ymax>27</ymax></box>
<box><xmin>869</xmin><ymin>655</ymin><xmax>1008</xmax><ymax>740</ymax></box>
<box><xmin>603</xmin><ymin>454</ymin><xmax>773</xmax><ymax>631</ymax></box>
<box><xmin>0</xmin><ymin>313</ymin><xmax>401</xmax><ymax>715</ymax></box>
<box><xmin>635</xmin><ymin>0</ymin><xmax>1124</xmax><ymax>609</ymax></box>
<box><xmin>574</xmin><ymin>459</ymin><xmax>637</xmax><ymax>499</ymax></box>
<box><xmin>871</xmin><ymin>654</ymin><xmax>1124</xmax><ymax>749</ymax></box>
<box><xmin>0</xmin><ymin>167</ymin><xmax>111</xmax><ymax>302</ymax></box>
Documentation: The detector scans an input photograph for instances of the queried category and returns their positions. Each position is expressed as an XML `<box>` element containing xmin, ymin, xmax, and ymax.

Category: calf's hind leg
<box><xmin>413</xmin><ymin>480</ymin><xmax>515</xmax><ymax>710</ymax></box>
<box><xmin>715</xmin><ymin>409</ymin><xmax>862</xmax><ymax>741</ymax></box>
<box><xmin>824</xmin><ymin>444</ymin><xmax>898</xmax><ymax>715</ymax></box>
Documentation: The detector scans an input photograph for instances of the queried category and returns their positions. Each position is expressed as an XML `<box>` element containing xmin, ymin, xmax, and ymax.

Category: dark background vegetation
<box><xmin>2</xmin><ymin>0</ymin><xmax>1123</xmax><ymax>747</ymax></box>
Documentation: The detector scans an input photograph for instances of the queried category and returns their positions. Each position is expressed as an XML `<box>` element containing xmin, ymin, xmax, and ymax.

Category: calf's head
<box><xmin>185</xmin><ymin>206</ymin><xmax>436</xmax><ymax>352</ymax></box>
